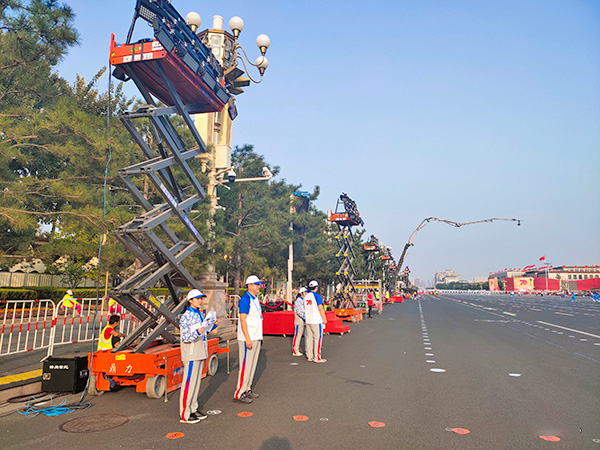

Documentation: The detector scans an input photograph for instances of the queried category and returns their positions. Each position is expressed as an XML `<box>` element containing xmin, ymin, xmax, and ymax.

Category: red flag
<box><xmin>539</xmin><ymin>256</ymin><xmax>546</xmax><ymax>261</ymax></box>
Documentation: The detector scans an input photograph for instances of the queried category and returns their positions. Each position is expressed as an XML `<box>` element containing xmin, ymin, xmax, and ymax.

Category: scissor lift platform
<box><xmin>110</xmin><ymin>35</ymin><xmax>228</xmax><ymax>114</ymax></box>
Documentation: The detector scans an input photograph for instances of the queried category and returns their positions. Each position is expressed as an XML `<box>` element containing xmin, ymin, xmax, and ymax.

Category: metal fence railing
<box><xmin>1</xmin><ymin>295</ymin><xmax>238</xmax><ymax>360</ymax></box>
<box><xmin>0</xmin><ymin>299</ymin><xmax>55</xmax><ymax>356</ymax></box>
<box><xmin>0</xmin><ymin>297</ymin><xmax>140</xmax><ymax>359</ymax></box>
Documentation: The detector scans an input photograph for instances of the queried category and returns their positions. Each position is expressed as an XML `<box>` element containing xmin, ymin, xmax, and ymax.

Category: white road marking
<box><xmin>503</xmin><ymin>312</ymin><xmax>517</xmax><ymax>316</ymax></box>
<box><xmin>555</xmin><ymin>312</ymin><xmax>574</xmax><ymax>316</ymax></box>
<box><xmin>430</xmin><ymin>368</ymin><xmax>446</xmax><ymax>373</ymax></box>
<box><xmin>537</xmin><ymin>321</ymin><xmax>600</xmax><ymax>339</ymax></box>
<box><xmin>509</xmin><ymin>373</ymin><xmax>521</xmax><ymax>377</ymax></box>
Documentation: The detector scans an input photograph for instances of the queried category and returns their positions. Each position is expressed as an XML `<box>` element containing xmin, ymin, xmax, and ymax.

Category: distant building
<box><xmin>488</xmin><ymin>265</ymin><xmax>600</xmax><ymax>292</ymax></box>
<box><xmin>473</xmin><ymin>277</ymin><xmax>487</xmax><ymax>283</ymax></box>
<box><xmin>434</xmin><ymin>269</ymin><xmax>460</xmax><ymax>286</ymax></box>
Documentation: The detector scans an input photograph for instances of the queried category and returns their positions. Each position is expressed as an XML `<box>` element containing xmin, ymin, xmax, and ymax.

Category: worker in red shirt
<box><xmin>367</xmin><ymin>291</ymin><xmax>374</xmax><ymax>318</ymax></box>
<box><xmin>97</xmin><ymin>315</ymin><xmax>126</xmax><ymax>350</ymax></box>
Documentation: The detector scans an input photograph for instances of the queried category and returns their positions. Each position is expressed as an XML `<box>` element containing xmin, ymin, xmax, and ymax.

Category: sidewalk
<box><xmin>0</xmin><ymin>342</ymin><xmax>94</xmax><ymax>404</ymax></box>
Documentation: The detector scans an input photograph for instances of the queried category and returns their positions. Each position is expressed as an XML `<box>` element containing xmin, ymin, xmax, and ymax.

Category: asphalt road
<box><xmin>2</xmin><ymin>293</ymin><xmax>599</xmax><ymax>449</ymax></box>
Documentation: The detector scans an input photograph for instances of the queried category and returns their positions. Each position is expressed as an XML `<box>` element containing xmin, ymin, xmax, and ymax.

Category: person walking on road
<box><xmin>292</xmin><ymin>287</ymin><xmax>307</xmax><ymax>356</ymax></box>
<box><xmin>234</xmin><ymin>275</ymin><xmax>264</xmax><ymax>404</ymax></box>
<box><xmin>367</xmin><ymin>291</ymin><xmax>374</xmax><ymax>318</ymax></box>
<box><xmin>304</xmin><ymin>280</ymin><xmax>327</xmax><ymax>363</ymax></box>
<box><xmin>179</xmin><ymin>289</ymin><xmax>216</xmax><ymax>424</ymax></box>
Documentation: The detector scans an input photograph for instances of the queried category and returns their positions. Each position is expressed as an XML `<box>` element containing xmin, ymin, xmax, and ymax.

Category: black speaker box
<box><xmin>42</xmin><ymin>356</ymin><xmax>89</xmax><ymax>393</ymax></box>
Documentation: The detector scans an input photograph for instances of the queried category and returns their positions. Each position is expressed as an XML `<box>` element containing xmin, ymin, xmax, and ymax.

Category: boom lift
<box><xmin>391</xmin><ymin>216</ymin><xmax>522</xmax><ymax>286</ymax></box>
<box><xmin>88</xmin><ymin>0</ymin><xmax>238</xmax><ymax>397</ymax></box>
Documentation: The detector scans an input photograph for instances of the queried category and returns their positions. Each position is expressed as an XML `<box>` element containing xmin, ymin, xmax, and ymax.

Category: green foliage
<box><xmin>0</xmin><ymin>2</ymin><xmax>355</xmax><ymax>294</ymax></box>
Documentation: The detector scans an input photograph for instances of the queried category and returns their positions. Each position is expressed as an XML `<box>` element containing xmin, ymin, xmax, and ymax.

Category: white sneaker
<box><xmin>314</xmin><ymin>358</ymin><xmax>327</xmax><ymax>363</ymax></box>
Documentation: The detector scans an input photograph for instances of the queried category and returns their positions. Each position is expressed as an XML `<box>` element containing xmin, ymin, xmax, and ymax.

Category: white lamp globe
<box><xmin>256</xmin><ymin>34</ymin><xmax>270</xmax><ymax>49</ymax></box>
<box><xmin>255</xmin><ymin>56</ymin><xmax>269</xmax><ymax>69</ymax></box>
<box><xmin>185</xmin><ymin>12</ymin><xmax>202</xmax><ymax>32</ymax></box>
<box><xmin>229</xmin><ymin>16</ymin><xmax>244</xmax><ymax>36</ymax></box>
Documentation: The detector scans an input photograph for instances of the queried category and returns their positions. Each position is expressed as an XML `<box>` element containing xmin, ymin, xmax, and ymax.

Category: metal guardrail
<box><xmin>0</xmin><ymin>298</ymin><xmax>142</xmax><ymax>359</ymax></box>
<box><xmin>1</xmin><ymin>296</ymin><xmax>240</xmax><ymax>359</ymax></box>
<box><xmin>0</xmin><ymin>299</ymin><xmax>55</xmax><ymax>356</ymax></box>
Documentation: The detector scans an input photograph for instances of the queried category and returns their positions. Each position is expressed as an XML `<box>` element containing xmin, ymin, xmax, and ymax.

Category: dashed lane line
<box><xmin>536</xmin><ymin>321</ymin><xmax>600</xmax><ymax>340</ymax></box>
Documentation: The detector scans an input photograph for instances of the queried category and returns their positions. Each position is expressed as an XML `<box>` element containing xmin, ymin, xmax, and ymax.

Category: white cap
<box><xmin>308</xmin><ymin>280</ymin><xmax>319</xmax><ymax>288</ymax></box>
<box><xmin>187</xmin><ymin>289</ymin><xmax>207</xmax><ymax>300</ymax></box>
<box><xmin>299</xmin><ymin>287</ymin><xmax>308</xmax><ymax>293</ymax></box>
<box><xmin>245</xmin><ymin>275</ymin><xmax>263</xmax><ymax>285</ymax></box>
<box><xmin>67</xmin><ymin>290</ymin><xmax>73</xmax><ymax>295</ymax></box>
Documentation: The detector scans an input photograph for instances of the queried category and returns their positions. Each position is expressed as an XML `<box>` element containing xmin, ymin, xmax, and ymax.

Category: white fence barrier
<box><xmin>1</xmin><ymin>295</ymin><xmax>238</xmax><ymax>359</ymax></box>
<box><xmin>0</xmin><ymin>297</ymin><xmax>145</xmax><ymax>359</ymax></box>
<box><xmin>0</xmin><ymin>299</ymin><xmax>55</xmax><ymax>356</ymax></box>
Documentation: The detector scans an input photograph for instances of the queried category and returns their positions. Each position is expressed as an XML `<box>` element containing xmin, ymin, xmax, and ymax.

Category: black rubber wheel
<box><xmin>146</xmin><ymin>375</ymin><xmax>166</xmax><ymax>399</ymax></box>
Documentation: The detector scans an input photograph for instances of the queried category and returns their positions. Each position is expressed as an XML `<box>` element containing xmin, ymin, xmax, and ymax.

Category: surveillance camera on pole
<box><xmin>227</xmin><ymin>169</ymin><xmax>237</xmax><ymax>183</ymax></box>
<box><xmin>262</xmin><ymin>167</ymin><xmax>273</xmax><ymax>178</ymax></box>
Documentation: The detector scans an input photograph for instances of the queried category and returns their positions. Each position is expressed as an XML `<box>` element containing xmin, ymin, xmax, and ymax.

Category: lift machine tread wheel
<box><xmin>207</xmin><ymin>353</ymin><xmax>219</xmax><ymax>376</ymax></box>
<box><xmin>146</xmin><ymin>374</ymin><xmax>167</xmax><ymax>399</ymax></box>
<box><xmin>88</xmin><ymin>374</ymin><xmax>104</xmax><ymax>396</ymax></box>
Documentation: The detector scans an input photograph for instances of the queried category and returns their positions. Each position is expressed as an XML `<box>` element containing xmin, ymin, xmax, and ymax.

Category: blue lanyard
<box><xmin>248</xmin><ymin>293</ymin><xmax>262</xmax><ymax>318</ymax></box>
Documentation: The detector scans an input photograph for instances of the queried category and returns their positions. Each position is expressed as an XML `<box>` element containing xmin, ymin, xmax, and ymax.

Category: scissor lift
<box><xmin>329</xmin><ymin>193</ymin><xmax>364</xmax><ymax>319</ymax></box>
<box><xmin>89</xmin><ymin>0</ymin><xmax>231</xmax><ymax>397</ymax></box>
<box><xmin>381</xmin><ymin>247</ymin><xmax>397</xmax><ymax>295</ymax></box>
<box><xmin>363</xmin><ymin>234</ymin><xmax>380</xmax><ymax>281</ymax></box>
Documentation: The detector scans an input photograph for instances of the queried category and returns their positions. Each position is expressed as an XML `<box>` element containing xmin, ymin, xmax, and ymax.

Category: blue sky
<box><xmin>57</xmin><ymin>0</ymin><xmax>600</xmax><ymax>283</ymax></box>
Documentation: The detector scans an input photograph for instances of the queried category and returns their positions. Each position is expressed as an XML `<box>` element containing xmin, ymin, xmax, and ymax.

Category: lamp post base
<box><xmin>197</xmin><ymin>271</ymin><xmax>236</xmax><ymax>340</ymax></box>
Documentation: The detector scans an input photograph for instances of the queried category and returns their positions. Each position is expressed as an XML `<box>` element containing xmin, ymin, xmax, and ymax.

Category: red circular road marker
<box><xmin>539</xmin><ymin>436</ymin><xmax>561</xmax><ymax>442</ymax></box>
<box><xmin>451</xmin><ymin>428</ymin><xmax>471</xmax><ymax>435</ymax></box>
<box><xmin>293</xmin><ymin>415</ymin><xmax>309</xmax><ymax>421</ymax></box>
<box><xmin>166</xmin><ymin>432</ymin><xmax>185</xmax><ymax>439</ymax></box>
<box><xmin>368</xmin><ymin>421</ymin><xmax>386</xmax><ymax>428</ymax></box>
<box><xmin>238</xmin><ymin>412</ymin><xmax>253</xmax><ymax>418</ymax></box>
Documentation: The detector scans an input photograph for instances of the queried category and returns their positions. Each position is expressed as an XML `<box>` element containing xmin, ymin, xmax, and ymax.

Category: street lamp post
<box><xmin>183</xmin><ymin>12</ymin><xmax>270</xmax><ymax>334</ymax></box>
<box><xmin>187</xmin><ymin>12</ymin><xmax>271</xmax><ymax>253</ymax></box>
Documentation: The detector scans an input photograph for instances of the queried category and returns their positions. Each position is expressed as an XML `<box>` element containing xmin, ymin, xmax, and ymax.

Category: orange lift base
<box><xmin>334</xmin><ymin>308</ymin><xmax>364</xmax><ymax>322</ymax></box>
<box><xmin>88</xmin><ymin>338</ymin><xmax>229</xmax><ymax>397</ymax></box>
